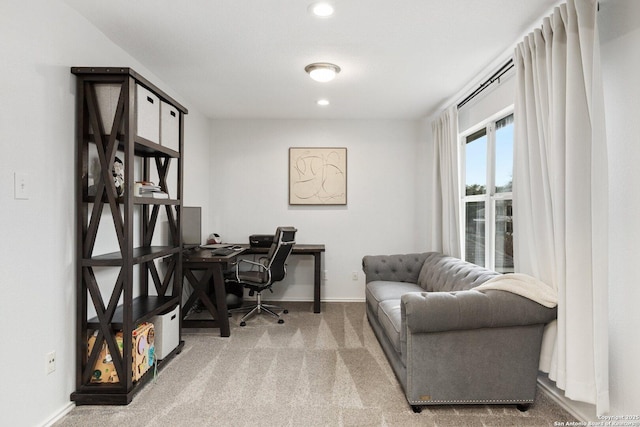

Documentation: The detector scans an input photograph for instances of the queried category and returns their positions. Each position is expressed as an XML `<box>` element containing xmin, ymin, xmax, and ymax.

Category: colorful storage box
<box><xmin>87</xmin><ymin>322</ymin><xmax>155</xmax><ymax>384</ymax></box>
<box><xmin>87</xmin><ymin>331</ymin><xmax>123</xmax><ymax>383</ymax></box>
<box><xmin>132</xmin><ymin>322</ymin><xmax>155</xmax><ymax>381</ymax></box>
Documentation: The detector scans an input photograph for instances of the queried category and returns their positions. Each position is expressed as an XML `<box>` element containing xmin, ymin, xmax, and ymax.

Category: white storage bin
<box><xmin>136</xmin><ymin>84</ymin><xmax>160</xmax><ymax>143</ymax></box>
<box><xmin>151</xmin><ymin>305</ymin><xmax>180</xmax><ymax>359</ymax></box>
<box><xmin>90</xmin><ymin>83</ymin><xmax>123</xmax><ymax>135</ymax></box>
<box><xmin>160</xmin><ymin>101</ymin><xmax>180</xmax><ymax>151</ymax></box>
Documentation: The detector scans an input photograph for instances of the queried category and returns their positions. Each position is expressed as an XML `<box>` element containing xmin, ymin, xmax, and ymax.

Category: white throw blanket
<box><xmin>473</xmin><ymin>273</ymin><xmax>558</xmax><ymax>308</ymax></box>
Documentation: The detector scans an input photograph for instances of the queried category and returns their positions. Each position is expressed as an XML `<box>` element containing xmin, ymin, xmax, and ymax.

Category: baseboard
<box><xmin>40</xmin><ymin>402</ymin><xmax>75</xmax><ymax>427</ymax></box>
<box><xmin>537</xmin><ymin>374</ymin><xmax>597</xmax><ymax>422</ymax></box>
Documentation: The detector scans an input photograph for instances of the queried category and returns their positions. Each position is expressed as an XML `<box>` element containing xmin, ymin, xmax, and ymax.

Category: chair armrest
<box><xmin>233</xmin><ymin>258</ymin><xmax>268</xmax><ymax>282</ymax></box>
<box><xmin>237</xmin><ymin>259</ymin><xmax>266</xmax><ymax>270</ymax></box>
<box><xmin>362</xmin><ymin>253</ymin><xmax>428</xmax><ymax>284</ymax></box>
<box><xmin>401</xmin><ymin>290</ymin><xmax>557</xmax><ymax>333</ymax></box>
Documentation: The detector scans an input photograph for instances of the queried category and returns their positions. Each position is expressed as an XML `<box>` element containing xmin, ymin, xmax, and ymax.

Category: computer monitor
<box><xmin>182</xmin><ymin>206</ymin><xmax>201</xmax><ymax>247</ymax></box>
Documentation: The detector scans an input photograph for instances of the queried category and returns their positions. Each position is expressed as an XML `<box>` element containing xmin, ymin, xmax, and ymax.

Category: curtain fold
<box><xmin>513</xmin><ymin>0</ymin><xmax>609</xmax><ymax>414</ymax></box>
<box><xmin>431</xmin><ymin>106</ymin><xmax>461</xmax><ymax>258</ymax></box>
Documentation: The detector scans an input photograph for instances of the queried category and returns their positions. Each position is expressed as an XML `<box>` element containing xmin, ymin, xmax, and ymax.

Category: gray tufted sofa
<box><xmin>362</xmin><ymin>252</ymin><xmax>557</xmax><ymax>412</ymax></box>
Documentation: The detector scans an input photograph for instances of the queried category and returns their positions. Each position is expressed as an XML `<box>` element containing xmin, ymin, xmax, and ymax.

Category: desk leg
<box><xmin>313</xmin><ymin>252</ymin><xmax>321</xmax><ymax>313</ymax></box>
<box><xmin>182</xmin><ymin>264</ymin><xmax>230</xmax><ymax>337</ymax></box>
<box><xmin>211</xmin><ymin>263</ymin><xmax>230</xmax><ymax>337</ymax></box>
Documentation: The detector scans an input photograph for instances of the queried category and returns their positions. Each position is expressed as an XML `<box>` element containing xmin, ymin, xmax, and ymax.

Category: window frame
<box><xmin>460</xmin><ymin>106</ymin><xmax>514</xmax><ymax>272</ymax></box>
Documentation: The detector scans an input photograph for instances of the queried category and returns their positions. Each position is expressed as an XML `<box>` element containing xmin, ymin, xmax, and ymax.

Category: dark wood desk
<box><xmin>181</xmin><ymin>248</ymin><xmax>246</xmax><ymax>336</ymax></box>
<box><xmin>238</xmin><ymin>244</ymin><xmax>325</xmax><ymax>313</ymax></box>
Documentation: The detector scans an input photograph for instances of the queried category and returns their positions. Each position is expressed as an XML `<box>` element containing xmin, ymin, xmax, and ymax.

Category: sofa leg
<box><xmin>411</xmin><ymin>405</ymin><xmax>422</xmax><ymax>413</ymax></box>
<box><xmin>516</xmin><ymin>403</ymin><xmax>531</xmax><ymax>412</ymax></box>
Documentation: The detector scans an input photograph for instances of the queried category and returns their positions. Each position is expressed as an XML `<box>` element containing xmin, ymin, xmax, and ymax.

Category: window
<box><xmin>462</xmin><ymin>112</ymin><xmax>514</xmax><ymax>273</ymax></box>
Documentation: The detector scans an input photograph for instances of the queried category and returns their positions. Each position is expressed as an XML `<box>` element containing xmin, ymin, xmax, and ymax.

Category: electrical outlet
<box><xmin>46</xmin><ymin>351</ymin><xmax>56</xmax><ymax>374</ymax></box>
<box><xmin>352</xmin><ymin>271</ymin><xmax>358</xmax><ymax>281</ymax></box>
<box><xmin>322</xmin><ymin>270</ymin><xmax>328</xmax><ymax>281</ymax></box>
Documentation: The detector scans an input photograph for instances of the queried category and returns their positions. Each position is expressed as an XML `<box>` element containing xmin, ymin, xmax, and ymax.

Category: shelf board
<box><xmin>85</xmin><ymin>194</ymin><xmax>179</xmax><ymax>205</ymax></box>
<box><xmin>87</xmin><ymin>134</ymin><xmax>180</xmax><ymax>158</ymax></box>
<box><xmin>133</xmin><ymin>196</ymin><xmax>179</xmax><ymax>205</ymax></box>
<box><xmin>83</xmin><ymin>246</ymin><xmax>180</xmax><ymax>266</ymax></box>
<box><xmin>87</xmin><ymin>295</ymin><xmax>179</xmax><ymax>329</ymax></box>
<box><xmin>134</xmin><ymin>136</ymin><xmax>180</xmax><ymax>158</ymax></box>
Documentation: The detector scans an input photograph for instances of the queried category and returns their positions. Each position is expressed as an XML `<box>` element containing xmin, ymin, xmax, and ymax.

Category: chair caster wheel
<box><xmin>516</xmin><ymin>404</ymin><xmax>531</xmax><ymax>412</ymax></box>
<box><xmin>278</xmin><ymin>319</ymin><xmax>284</xmax><ymax>324</ymax></box>
<box><xmin>411</xmin><ymin>405</ymin><xmax>422</xmax><ymax>413</ymax></box>
<box><xmin>283</xmin><ymin>309</ymin><xmax>289</xmax><ymax>314</ymax></box>
<box><xmin>240</xmin><ymin>321</ymin><xmax>246</xmax><ymax>327</ymax></box>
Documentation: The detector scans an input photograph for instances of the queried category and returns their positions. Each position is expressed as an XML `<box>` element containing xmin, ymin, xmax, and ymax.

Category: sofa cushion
<box><xmin>377</xmin><ymin>299</ymin><xmax>402</xmax><ymax>354</ymax></box>
<box><xmin>417</xmin><ymin>252</ymin><xmax>499</xmax><ymax>292</ymax></box>
<box><xmin>366</xmin><ymin>280</ymin><xmax>424</xmax><ymax>314</ymax></box>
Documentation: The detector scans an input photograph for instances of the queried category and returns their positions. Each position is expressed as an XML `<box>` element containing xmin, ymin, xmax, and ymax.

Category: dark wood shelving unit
<box><xmin>71</xmin><ymin>67</ymin><xmax>188</xmax><ymax>405</ymax></box>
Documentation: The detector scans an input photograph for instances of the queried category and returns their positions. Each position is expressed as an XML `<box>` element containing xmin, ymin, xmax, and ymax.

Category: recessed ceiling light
<box><xmin>309</xmin><ymin>2</ymin><xmax>334</xmax><ymax>17</ymax></box>
<box><xmin>317</xmin><ymin>99</ymin><xmax>330</xmax><ymax>106</ymax></box>
<box><xmin>305</xmin><ymin>63</ymin><xmax>341</xmax><ymax>82</ymax></box>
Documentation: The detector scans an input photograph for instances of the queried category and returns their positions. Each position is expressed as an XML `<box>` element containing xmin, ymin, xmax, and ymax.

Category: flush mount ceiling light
<box><xmin>317</xmin><ymin>99</ymin><xmax>330</xmax><ymax>106</ymax></box>
<box><xmin>308</xmin><ymin>2</ymin><xmax>334</xmax><ymax>17</ymax></box>
<box><xmin>305</xmin><ymin>63</ymin><xmax>341</xmax><ymax>82</ymax></box>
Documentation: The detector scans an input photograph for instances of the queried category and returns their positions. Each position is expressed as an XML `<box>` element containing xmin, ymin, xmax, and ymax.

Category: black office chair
<box><xmin>227</xmin><ymin>226</ymin><xmax>297</xmax><ymax>326</ymax></box>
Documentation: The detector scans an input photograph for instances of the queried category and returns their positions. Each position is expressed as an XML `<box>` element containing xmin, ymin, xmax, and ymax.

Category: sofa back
<box><xmin>362</xmin><ymin>253</ymin><xmax>430</xmax><ymax>284</ymax></box>
<box><xmin>417</xmin><ymin>252</ymin><xmax>499</xmax><ymax>292</ymax></box>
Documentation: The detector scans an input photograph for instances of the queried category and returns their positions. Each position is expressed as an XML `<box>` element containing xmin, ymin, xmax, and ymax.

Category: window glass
<box><xmin>495</xmin><ymin>114</ymin><xmax>514</xmax><ymax>193</ymax></box>
<box><xmin>465</xmin><ymin>201</ymin><xmax>486</xmax><ymax>267</ymax></box>
<box><xmin>465</xmin><ymin>129</ymin><xmax>487</xmax><ymax>196</ymax></box>
<box><xmin>494</xmin><ymin>199</ymin><xmax>514</xmax><ymax>273</ymax></box>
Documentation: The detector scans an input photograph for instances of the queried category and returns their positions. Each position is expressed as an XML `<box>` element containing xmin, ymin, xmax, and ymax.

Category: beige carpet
<box><xmin>55</xmin><ymin>302</ymin><xmax>576</xmax><ymax>426</ymax></box>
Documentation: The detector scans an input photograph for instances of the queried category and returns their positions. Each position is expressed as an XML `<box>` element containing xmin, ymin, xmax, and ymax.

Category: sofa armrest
<box><xmin>401</xmin><ymin>290</ymin><xmax>557</xmax><ymax>333</ymax></box>
<box><xmin>362</xmin><ymin>253</ymin><xmax>429</xmax><ymax>284</ymax></box>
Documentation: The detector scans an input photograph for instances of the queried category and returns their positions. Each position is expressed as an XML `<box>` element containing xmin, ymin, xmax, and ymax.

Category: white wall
<box><xmin>0</xmin><ymin>1</ymin><xmax>210</xmax><ymax>426</ymax></box>
<box><xmin>210</xmin><ymin>119</ymin><xmax>427</xmax><ymax>301</ymax></box>
<box><xmin>599</xmin><ymin>0</ymin><xmax>640</xmax><ymax>416</ymax></box>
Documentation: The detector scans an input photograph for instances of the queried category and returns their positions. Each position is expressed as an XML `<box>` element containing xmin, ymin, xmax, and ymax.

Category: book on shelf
<box><xmin>134</xmin><ymin>181</ymin><xmax>168</xmax><ymax>198</ymax></box>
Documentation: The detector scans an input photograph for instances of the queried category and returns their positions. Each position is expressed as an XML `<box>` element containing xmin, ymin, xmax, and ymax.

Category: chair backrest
<box><xmin>264</xmin><ymin>226</ymin><xmax>297</xmax><ymax>283</ymax></box>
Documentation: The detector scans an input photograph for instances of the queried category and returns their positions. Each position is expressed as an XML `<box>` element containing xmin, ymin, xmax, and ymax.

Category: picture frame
<box><xmin>289</xmin><ymin>147</ymin><xmax>347</xmax><ymax>205</ymax></box>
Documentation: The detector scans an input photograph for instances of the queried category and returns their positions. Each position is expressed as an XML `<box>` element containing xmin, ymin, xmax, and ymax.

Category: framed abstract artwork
<box><xmin>289</xmin><ymin>147</ymin><xmax>347</xmax><ymax>205</ymax></box>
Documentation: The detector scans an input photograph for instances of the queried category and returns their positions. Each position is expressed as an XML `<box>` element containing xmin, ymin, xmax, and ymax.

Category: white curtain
<box><xmin>431</xmin><ymin>106</ymin><xmax>461</xmax><ymax>258</ymax></box>
<box><xmin>513</xmin><ymin>0</ymin><xmax>609</xmax><ymax>414</ymax></box>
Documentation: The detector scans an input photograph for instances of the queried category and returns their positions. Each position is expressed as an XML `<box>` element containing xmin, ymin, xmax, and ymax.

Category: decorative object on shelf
<box><xmin>112</xmin><ymin>156</ymin><xmax>124</xmax><ymax>196</ymax></box>
<box><xmin>289</xmin><ymin>147</ymin><xmax>347</xmax><ymax>205</ymax></box>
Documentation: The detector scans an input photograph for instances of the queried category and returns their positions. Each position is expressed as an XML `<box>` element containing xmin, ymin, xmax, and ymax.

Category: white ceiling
<box><xmin>63</xmin><ymin>0</ymin><xmax>560</xmax><ymax>120</ymax></box>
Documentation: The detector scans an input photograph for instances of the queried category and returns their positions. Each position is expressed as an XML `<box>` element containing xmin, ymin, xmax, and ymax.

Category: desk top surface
<box><xmin>183</xmin><ymin>247</ymin><xmax>246</xmax><ymax>262</ymax></box>
<box><xmin>239</xmin><ymin>243</ymin><xmax>325</xmax><ymax>253</ymax></box>
<box><xmin>183</xmin><ymin>243</ymin><xmax>324</xmax><ymax>262</ymax></box>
